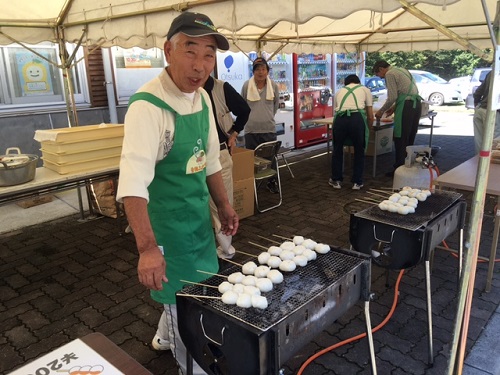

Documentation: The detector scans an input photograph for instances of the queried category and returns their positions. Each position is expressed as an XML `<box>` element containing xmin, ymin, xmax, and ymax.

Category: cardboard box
<box><xmin>16</xmin><ymin>195</ymin><xmax>53</xmax><ymax>208</ymax></box>
<box><xmin>232</xmin><ymin>147</ymin><xmax>254</xmax><ymax>181</ymax></box>
<box><xmin>233</xmin><ymin>178</ymin><xmax>254</xmax><ymax>219</ymax></box>
<box><xmin>366</xmin><ymin>126</ymin><xmax>393</xmax><ymax>156</ymax></box>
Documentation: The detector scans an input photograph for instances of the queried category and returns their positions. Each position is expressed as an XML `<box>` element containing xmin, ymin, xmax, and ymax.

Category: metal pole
<box><xmin>446</xmin><ymin>1</ymin><xmax>500</xmax><ymax>374</ymax></box>
<box><xmin>57</xmin><ymin>27</ymin><xmax>79</xmax><ymax>127</ymax></box>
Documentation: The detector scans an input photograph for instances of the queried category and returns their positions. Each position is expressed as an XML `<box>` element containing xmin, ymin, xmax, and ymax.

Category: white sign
<box><xmin>8</xmin><ymin>339</ymin><xmax>124</xmax><ymax>375</ymax></box>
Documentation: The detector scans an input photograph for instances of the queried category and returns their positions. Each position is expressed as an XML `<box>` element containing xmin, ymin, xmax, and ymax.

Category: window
<box><xmin>111</xmin><ymin>47</ymin><xmax>166</xmax><ymax>104</ymax></box>
<box><xmin>0</xmin><ymin>43</ymin><xmax>89</xmax><ymax>110</ymax></box>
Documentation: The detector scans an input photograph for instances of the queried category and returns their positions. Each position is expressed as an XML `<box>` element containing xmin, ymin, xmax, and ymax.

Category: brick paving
<box><xmin>1</xmin><ymin>130</ymin><xmax>499</xmax><ymax>375</ymax></box>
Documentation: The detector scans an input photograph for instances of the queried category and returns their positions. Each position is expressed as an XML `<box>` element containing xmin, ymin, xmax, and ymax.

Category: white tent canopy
<box><xmin>0</xmin><ymin>0</ymin><xmax>495</xmax><ymax>57</ymax></box>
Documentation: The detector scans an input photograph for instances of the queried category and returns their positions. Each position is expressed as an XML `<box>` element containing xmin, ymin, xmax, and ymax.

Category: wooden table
<box><xmin>314</xmin><ymin>117</ymin><xmax>394</xmax><ymax>177</ymax></box>
<box><xmin>0</xmin><ymin>165</ymin><xmax>119</xmax><ymax>220</ymax></box>
<box><xmin>434</xmin><ymin>155</ymin><xmax>500</xmax><ymax>291</ymax></box>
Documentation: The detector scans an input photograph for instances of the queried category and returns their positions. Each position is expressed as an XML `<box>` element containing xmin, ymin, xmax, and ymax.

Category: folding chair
<box><xmin>253</xmin><ymin>140</ymin><xmax>283</xmax><ymax>213</ymax></box>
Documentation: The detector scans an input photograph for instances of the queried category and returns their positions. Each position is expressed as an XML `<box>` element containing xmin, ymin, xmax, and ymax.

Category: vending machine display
<box><xmin>332</xmin><ymin>52</ymin><xmax>365</xmax><ymax>93</ymax></box>
<box><xmin>292</xmin><ymin>53</ymin><xmax>333</xmax><ymax>148</ymax></box>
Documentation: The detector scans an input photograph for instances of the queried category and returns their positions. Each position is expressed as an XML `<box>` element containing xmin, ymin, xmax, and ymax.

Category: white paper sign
<box><xmin>8</xmin><ymin>339</ymin><xmax>124</xmax><ymax>375</ymax></box>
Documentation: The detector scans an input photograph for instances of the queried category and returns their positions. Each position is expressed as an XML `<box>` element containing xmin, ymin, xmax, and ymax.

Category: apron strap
<box><xmin>129</xmin><ymin>92</ymin><xmax>176</xmax><ymax>112</ymax></box>
<box><xmin>336</xmin><ymin>85</ymin><xmax>363</xmax><ymax>117</ymax></box>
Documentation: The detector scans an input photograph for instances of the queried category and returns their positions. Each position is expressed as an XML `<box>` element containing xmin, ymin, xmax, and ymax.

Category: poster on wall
<box><xmin>16</xmin><ymin>52</ymin><xmax>53</xmax><ymax>96</ymax></box>
<box><xmin>123</xmin><ymin>50</ymin><xmax>152</xmax><ymax>68</ymax></box>
<box><xmin>216</xmin><ymin>51</ymin><xmax>250</xmax><ymax>94</ymax></box>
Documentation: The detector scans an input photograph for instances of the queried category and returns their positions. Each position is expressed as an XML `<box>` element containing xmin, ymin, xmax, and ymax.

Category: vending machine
<box><xmin>332</xmin><ymin>52</ymin><xmax>366</xmax><ymax>93</ymax></box>
<box><xmin>292</xmin><ymin>53</ymin><xmax>333</xmax><ymax>148</ymax></box>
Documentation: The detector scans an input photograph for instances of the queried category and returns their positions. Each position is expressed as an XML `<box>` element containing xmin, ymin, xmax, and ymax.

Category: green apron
<box><xmin>334</xmin><ymin>85</ymin><xmax>369</xmax><ymax>149</ymax></box>
<box><xmin>392</xmin><ymin>68</ymin><xmax>422</xmax><ymax>138</ymax></box>
<box><xmin>129</xmin><ymin>92</ymin><xmax>218</xmax><ymax>304</ymax></box>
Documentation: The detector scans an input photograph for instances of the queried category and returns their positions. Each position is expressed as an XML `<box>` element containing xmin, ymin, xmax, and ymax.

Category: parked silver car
<box><xmin>465</xmin><ymin>67</ymin><xmax>491</xmax><ymax>109</ymax></box>
<box><xmin>409</xmin><ymin>70</ymin><xmax>463</xmax><ymax>106</ymax></box>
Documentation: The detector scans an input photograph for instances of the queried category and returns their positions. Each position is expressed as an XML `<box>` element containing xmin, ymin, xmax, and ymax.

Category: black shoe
<box><xmin>385</xmin><ymin>171</ymin><xmax>395</xmax><ymax>177</ymax></box>
<box><xmin>267</xmin><ymin>180</ymin><xmax>279</xmax><ymax>194</ymax></box>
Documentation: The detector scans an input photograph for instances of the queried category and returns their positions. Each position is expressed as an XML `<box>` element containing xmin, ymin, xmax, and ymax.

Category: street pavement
<box><xmin>1</xmin><ymin>107</ymin><xmax>499</xmax><ymax>374</ymax></box>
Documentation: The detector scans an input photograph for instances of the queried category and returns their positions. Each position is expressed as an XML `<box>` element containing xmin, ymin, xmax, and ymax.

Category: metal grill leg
<box><xmin>425</xmin><ymin>260</ymin><xmax>434</xmax><ymax>365</ymax></box>
<box><xmin>364</xmin><ymin>301</ymin><xmax>378</xmax><ymax>375</ymax></box>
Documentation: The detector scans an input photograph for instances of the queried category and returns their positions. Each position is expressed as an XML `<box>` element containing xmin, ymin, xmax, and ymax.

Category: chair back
<box><xmin>254</xmin><ymin>140</ymin><xmax>282</xmax><ymax>164</ymax></box>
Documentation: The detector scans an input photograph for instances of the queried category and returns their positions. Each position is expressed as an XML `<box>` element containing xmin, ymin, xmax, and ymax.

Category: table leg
<box><xmin>485</xmin><ymin>196</ymin><xmax>500</xmax><ymax>292</ymax></box>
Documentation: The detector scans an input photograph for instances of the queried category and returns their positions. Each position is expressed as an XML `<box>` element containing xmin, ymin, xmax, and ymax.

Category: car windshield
<box><xmin>418</xmin><ymin>72</ymin><xmax>447</xmax><ymax>84</ymax></box>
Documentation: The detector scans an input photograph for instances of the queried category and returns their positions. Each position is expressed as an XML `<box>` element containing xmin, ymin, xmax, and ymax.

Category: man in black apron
<box><xmin>116</xmin><ymin>12</ymin><xmax>238</xmax><ymax>375</ymax></box>
<box><xmin>373</xmin><ymin>60</ymin><xmax>422</xmax><ymax>177</ymax></box>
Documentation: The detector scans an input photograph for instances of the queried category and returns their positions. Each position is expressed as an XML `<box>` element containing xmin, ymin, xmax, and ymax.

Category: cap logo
<box><xmin>194</xmin><ymin>18</ymin><xmax>217</xmax><ymax>32</ymax></box>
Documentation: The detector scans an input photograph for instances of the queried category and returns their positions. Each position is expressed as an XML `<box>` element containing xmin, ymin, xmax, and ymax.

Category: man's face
<box><xmin>253</xmin><ymin>65</ymin><xmax>269</xmax><ymax>82</ymax></box>
<box><xmin>164</xmin><ymin>33</ymin><xmax>217</xmax><ymax>93</ymax></box>
<box><xmin>375</xmin><ymin>67</ymin><xmax>387</xmax><ymax>79</ymax></box>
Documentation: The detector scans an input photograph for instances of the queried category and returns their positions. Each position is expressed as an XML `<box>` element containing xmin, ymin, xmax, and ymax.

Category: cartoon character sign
<box><xmin>16</xmin><ymin>52</ymin><xmax>53</xmax><ymax>96</ymax></box>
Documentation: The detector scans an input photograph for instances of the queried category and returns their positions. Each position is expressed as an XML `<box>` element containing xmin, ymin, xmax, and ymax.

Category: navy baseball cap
<box><xmin>167</xmin><ymin>12</ymin><xmax>229</xmax><ymax>51</ymax></box>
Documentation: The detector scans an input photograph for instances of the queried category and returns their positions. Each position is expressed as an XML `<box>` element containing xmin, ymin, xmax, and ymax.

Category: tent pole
<box><xmin>57</xmin><ymin>27</ymin><xmax>79</xmax><ymax>127</ymax></box>
<box><xmin>446</xmin><ymin>1</ymin><xmax>500</xmax><ymax>374</ymax></box>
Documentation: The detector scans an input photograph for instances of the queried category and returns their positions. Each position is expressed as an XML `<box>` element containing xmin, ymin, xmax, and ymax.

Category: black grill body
<box><xmin>350</xmin><ymin>190</ymin><xmax>466</xmax><ymax>269</ymax></box>
<box><xmin>177</xmin><ymin>247</ymin><xmax>371</xmax><ymax>375</ymax></box>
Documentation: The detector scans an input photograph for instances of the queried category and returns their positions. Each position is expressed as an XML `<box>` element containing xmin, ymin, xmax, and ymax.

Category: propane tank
<box><xmin>393</xmin><ymin>145</ymin><xmax>438</xmax><ymax>190</ymax></box>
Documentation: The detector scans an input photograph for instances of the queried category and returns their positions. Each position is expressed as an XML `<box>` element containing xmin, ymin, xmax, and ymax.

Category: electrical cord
<box><xmin>297</xmin><ymin>269</ymin><xmax>405</xmax><ymax>375</ymax></box>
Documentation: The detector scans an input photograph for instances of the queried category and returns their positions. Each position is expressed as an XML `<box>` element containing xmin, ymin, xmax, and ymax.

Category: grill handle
<box><xmin>372</xmin><ymin>225</ymin><xmax>396</xmax><ymax>243</ymax></box>
<box><xmin>200</xmin><ymin>314</ymin><xmax>226</xmax><ymax>346</ymax></box>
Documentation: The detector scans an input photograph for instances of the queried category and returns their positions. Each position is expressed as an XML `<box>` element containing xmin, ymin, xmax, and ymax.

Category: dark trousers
<box><xmin>331</xmin><ymin>112</ymin><xmax>366</xmax><ymax>185</ymax></box>
<box><xmin>393</xmin><ymin>100</ymin><xmax>422</xmax><ymax>169</ymax></box>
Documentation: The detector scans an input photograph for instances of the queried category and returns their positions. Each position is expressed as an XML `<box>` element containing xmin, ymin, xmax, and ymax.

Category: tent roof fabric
<box><xmin>0</xmin><ymin>0</ymin><xmax>495</xmax><ymax>54</ymax></box>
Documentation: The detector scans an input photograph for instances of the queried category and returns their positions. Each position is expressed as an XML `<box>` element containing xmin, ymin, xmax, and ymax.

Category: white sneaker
<box><xmin>152</xmin><ymin>334</ymin><xmax>170</xmax><ymax>351</ymax></box>
<box><xmin>328</xmin><ymin>179</ymin><xmax>341</xmax><ymax>189</ymax></box>
<box><xmin>217</xmin><ymin>245</ymin><xmax>236</xmax><ymax>259</ymax></box>
<box><xmin>352</xmin><ymin>183</ymin><xmax>364</xmax><ymax>190</ymax></box>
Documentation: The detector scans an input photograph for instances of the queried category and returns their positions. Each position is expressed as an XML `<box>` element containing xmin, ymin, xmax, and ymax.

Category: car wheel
<box><xmin>428</xmin><ymin>93</ymin><xmax>444</xmax><ymax>106</ymax></box>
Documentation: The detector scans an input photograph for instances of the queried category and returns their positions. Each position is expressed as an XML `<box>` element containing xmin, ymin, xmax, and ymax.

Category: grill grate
<box><xmin>179</xmin><ymin>249</ymin><xmax>365</xmax><ymax>331</ymax></box>
<box><xmin>354</xmin><ymin>190</ymin><xmax>462</xmax><ymax>231</ymax></box>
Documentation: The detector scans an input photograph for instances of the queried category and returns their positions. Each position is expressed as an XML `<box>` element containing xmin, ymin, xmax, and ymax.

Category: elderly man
<box><xmin>116</xmin><ymin>12</ymin><xmax>238</xmax><ymax>375</ymax></box>
<box><xmin>373</xmin><ymin>60</ymin><xmax>422</xmax><ymax>176</ymax></box>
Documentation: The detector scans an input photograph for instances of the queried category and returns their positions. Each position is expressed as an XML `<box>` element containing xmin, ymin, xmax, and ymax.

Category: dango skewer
<box><xmin>180</xmin><ymin>279</ymin><xmax>217</xmax><ymax>289</ymax></box>
<box><xmin>197</xmin><ymin>270</ymin><xmax>227</xmax><ymax>278</ymax></box>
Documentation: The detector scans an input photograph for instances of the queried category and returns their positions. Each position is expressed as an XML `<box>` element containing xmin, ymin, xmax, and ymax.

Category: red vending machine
<box><xmin>292</xmin><ymin>53</ymin><xmax>333</xmax><ymax>148</ymax></box>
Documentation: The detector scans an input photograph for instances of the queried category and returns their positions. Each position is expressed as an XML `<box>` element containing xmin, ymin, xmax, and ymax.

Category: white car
<box><xmin>448</xmin><ymin>75</ymin><xmax>471</xmax><ymax>101</ymax></box>
<box><xmin>409</xmin><ymin>70</ymin><xmax>463</xmax><ymax>106</ymax></box>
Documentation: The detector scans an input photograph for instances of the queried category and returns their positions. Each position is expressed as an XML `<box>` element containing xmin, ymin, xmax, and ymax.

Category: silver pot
<box><xmin>0</xmin><ymin>147</ymin><xmax>38</xmax><ymax>187</ymax></box>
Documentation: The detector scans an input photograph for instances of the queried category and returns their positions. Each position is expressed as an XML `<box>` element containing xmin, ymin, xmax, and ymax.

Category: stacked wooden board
<box><xmin>34</xmin><ymin>124</ymin><xmax>123</xmax><ymax>174</ymax></box>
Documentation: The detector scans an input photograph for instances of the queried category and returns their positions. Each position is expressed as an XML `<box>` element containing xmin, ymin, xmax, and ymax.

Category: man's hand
<box><xmin>218</xmin><ymin>202</ymin><xmax>239</xmax><ymax>236</ymax></box>
<box><xmin>375</xmin><ymin>110</ymin><xmax>383</xmax><ymax>119</ymax></box>
<box><xmin>138</xmin><ymin>247</ymin><xmax>168</xmax><ymax>290</ymax></box>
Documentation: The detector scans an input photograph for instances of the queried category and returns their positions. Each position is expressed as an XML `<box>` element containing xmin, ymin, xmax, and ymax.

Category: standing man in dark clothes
<box><xmin>472</xmin><ymin>71</ymin><xmax>500</xmax><ymax>154</ymax></box>
<box><xmin>373</xmin><ymin>60</ymin><xmax>422</xmax><ymax>176</ymax></box>
<box><xmin>203</xmin><ymin>75</ymin><xmax>250</xmax><ymax>259</ymax></box>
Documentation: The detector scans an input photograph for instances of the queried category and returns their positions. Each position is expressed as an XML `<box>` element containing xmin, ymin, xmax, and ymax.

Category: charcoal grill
<box><xmin>349</xmin><ymin>189</ymin><xmax>466</xmax><ymax>364</ymax></box>
<box><xmin>177</xmin><ymin>247</ymin><xmax>376</xmax><ymax>375</ymax></box>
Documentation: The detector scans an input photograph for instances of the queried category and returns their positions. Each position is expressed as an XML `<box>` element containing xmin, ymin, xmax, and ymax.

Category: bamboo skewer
<box><xmin>235</xmin><ymin>249</ymin><xmax>258</xmax><ymax>258</ymax></box>
<box><xmin>355</xmin><ymin>198</ymin><xmax>378</xmax><ymax>205</ymax></box>
<box><xmin>180</xmin><ymin>279</ymin><xmax>217</xmax><ymax>289</ymax></box>
<box><xmin>366</xmin><ymin>191</ymin><xmax>389</xmax><ymax>199</ymax></box>
<box><xmin>177</xmin><ymin>293</ymin><xmax>221</xmax><ymax>300</ymax></box>
<box><xmin>271</xmin><ymin>234</ymin><xmax>291</xmax><ymax>241</ymax></box>
<box><xmin>370</xmin><ymin>188</ymin><xmax>393</xmax><ymax>194</ymax></box>
<box><xmin>248</xmin><ymin>241</ymin><xmax>268</xmax><ymax>250</ymax></box>
<box><xmin>221</xmin><ymin>258</ymin><xmax>242</xmax><ymax>267</ymax></box>
<box><xmin>257</xmin><ymin>234</ymin><xmax>281</xmax><ymax>244</ymax></box>
<box><xmin>197</xmin><ymin>270</ymin><xmax>227</xmax><ymax>278</ymax></box>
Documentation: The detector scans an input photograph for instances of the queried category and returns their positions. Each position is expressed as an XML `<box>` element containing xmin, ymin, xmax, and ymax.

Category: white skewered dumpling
<box><xmin>302</xmin><ymin>239</ymin><xmax>317</xmax><ymax>250</ymax></box>
<box><xmin>251</xmin><ymin>295</ymin><xmax>268</xmax><ymax>309</ymax></box>
<box><xmin>303</xmin><ymin>248</ymin><xmax>317</xmax><ymax>261</ymax></box>
<box><xmin>315</xmin><ymin>243</ymin><xmax>331</xmax><ymax>254</ymax></box>
<box><xmin>293</xmin><ymin>235</ymin><xmax>305</xmax><ymax>245</ymax></box>
<box><xmin>279</xmin><ymin>259</ymin><xmax>297</xmax><ymax>272</ymax></box>
<box><xmin>293</xmin><ymin>245</ymin><xmax>306</xmax><ymax>255</ymax></box>
<box><xmin>236</xmin><ymin>293</ymin><xmax>252</xmax><ymax>308</ymax></box>
<box><xmin>227</xmin><ymin>272</ymin><xmax>244</xmax><ymax>284</ymax></box>
<box><xmin>267</xmin><ymin>256</ymin><xmax>282</xmax><ymax>268</ymax></box>
<box><xmin>267</xmin><ymin>269</ymin><xmax>284</xmax><ymax>284</ymax></box>
<box><xmin>254</xmin><ymin>265</ymin><xmax>271</xmax><ymax>278</ymax></box>
<box><xmin>242</xmin><ymin>261</ymin><xmax>258</xmax><ymax>275</ymax></box>
<box><xmin>243</xmin><ymin>285</ymin><xmax>261</xmax><ymax>296</ymax></box>
<box><xmin>242</xmin><ymin>275</ymin><xmax>257</xmax><ymax>286</ymax></box>
<box><xmin>280</xmin><ymin>241</ymin><xmax>296</xmax><ymax>251</ymax></box>
<box><xmin>232</xmin><ymin>283</ymin><xmax>245</xmax><ymax>294</ymax></box>
<box><xmin>218</xmin><ymin>281</ymin><xmax>233</xmax><ymax>294</ymax></box>
<box><xmin>256</xmin><ymin>277</ymin><xmax>273</xmax><ymax>293</ymax></box>
<box><xmin>268</xmin><ymin>246</ymin><xmax>282</xmax><ymax>256</ymax></box>
<box><xmin>293</xmin><ymin>255</ymin><xmax>308</xmax><ymax>267</ymax></box>
<box><xmin>258</xmin><ymin>252</ymin><xmax>271</xmax><ymax>265</ymax></box>
<box><xmin>279</xmin><ymin>249</ymin><xmax>295</xmax><ymax>261</ymax></box>
<box><xmin>221</xmin><ymin>290</ymin><xmax>238</xmax><ymax>305</ymax></box>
